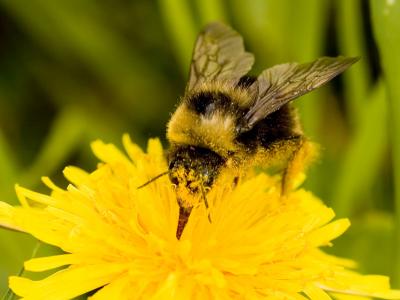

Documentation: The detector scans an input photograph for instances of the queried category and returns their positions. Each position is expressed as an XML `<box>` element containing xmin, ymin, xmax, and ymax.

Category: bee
<box><xmin>164</xmin><ymin>22</ymin><xmax>358</xmax><ymax>239</ymax></box>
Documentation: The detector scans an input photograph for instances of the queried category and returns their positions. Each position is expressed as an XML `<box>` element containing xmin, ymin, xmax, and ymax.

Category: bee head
<box><xmin>168</xmin><ymin>146</ymin><xmax>225</xmax><ymax>198</ymax></box>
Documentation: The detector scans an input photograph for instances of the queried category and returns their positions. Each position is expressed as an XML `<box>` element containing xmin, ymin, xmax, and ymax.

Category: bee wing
<box><xmin>187</xmin><ymin>22</ymin><xmax>254</xmax><ymax>91</ymax></box>
<box><xmin>239</xmin><ymin>56</ymin><xmax>359</xmax><ymax>133</ymax></box>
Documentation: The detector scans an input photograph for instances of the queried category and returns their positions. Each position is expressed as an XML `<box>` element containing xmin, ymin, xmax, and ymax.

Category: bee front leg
<box><xmin>281</xmin><ymin>137</ymin><xmax>319</xmax><ymax>195</ymax></box>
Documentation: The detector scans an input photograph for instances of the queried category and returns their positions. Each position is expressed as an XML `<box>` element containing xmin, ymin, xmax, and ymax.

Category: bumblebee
<box><xmin>165</xmin><ymin>22</ymin><xmax>357</xmax><ymax>239</ymax></box>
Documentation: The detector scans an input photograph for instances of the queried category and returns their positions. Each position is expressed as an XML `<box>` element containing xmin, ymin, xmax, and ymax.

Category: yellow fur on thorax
<box><xmin>167</xmin><ymin>81</ymin><xmax>252</xmax><ymax>158</ymax></box>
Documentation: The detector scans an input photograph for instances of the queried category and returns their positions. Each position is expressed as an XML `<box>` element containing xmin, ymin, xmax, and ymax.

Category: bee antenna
<box><xmin>200</xmin><ymin>180</ymin><xmax>212</xmax><ymax>223</ymax></box>
<box><xmin>137</xmin><ymin>171</ymin><xmax>169</xmax><ymax>189</ymax></box>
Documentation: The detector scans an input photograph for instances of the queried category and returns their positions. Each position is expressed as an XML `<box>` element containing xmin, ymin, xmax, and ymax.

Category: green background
<box><xmin>0</xmin><ymin>0</ymin><xmax>400</xmax><ymax>296</ymax></box>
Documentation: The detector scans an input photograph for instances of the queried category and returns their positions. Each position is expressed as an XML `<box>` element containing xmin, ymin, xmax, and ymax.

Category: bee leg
<box><xmin>176</xmin><ymin>205</ymin><xmax>192</xmax><ymax>239</ymax></box>
<box><xmin>200</xmin><ymin>184</ymin><xmax>212</xmax><ymax>223</ymax></box>
<box><xmin>281</xmin><ymin>137</ymin><xmax>319</xmax><ymax>195</ymax></box>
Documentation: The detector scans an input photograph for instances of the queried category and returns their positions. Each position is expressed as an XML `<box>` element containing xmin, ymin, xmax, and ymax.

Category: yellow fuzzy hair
<box><xmin>167</xmin><ymin>81</ymin><xmax>252</xmax><ymax>158</ymax></box>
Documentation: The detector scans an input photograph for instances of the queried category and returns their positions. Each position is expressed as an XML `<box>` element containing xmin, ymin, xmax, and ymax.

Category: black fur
<box><xmin>235</xmin><ymin>104</ymin><xmax>298</xmax><ymax>153</ymax></box>
<box><xmin>187</xmin><ymin>91</ymin><xmax>241</xmax><ymax>117</ymax></box>
<box><xmin>237</xmin><ymin>76</ymin><xmax>257</xmax><ymax>88</ymax></box>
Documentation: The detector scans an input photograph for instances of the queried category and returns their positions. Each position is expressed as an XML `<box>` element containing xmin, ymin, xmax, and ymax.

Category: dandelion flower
<box><xmin>0</xmin><ymin>135</ymin><xmax>399</xmax><ymax>300</ymax></box>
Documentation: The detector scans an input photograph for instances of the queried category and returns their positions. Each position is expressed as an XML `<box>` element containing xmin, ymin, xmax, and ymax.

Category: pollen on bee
<box><xmin>170</xmin><ymin>166</ymin><xmax>203</xmax><ymax>208</ymax></box>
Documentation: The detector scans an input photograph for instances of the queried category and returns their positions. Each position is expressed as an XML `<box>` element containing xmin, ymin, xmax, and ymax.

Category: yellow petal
<box><xmin>89</xmin><ymin>275</ymin><xmax>130</xmax><ymax>300</ymax></box>
<box><xmin>24</xmin><ymin>254</ymin><xmax>87</xmax><ymax>272</ymax></box>
<box><xmin>308</xmin><ymin>219</ymin><xmax>351</xmax><ymax>247</ymax></box>
<box><xmin>304</xmin><ymin>284</ymin><xmax>333</xmax><ymax>300</ymax></box>
<box><xmin>1</xmin><ymin>135</ymin><xmax>398</xmax><ymax>299</ymax></box>
<box><xmin>151</xmin><ymin>273</ymin><xmax>177</xmax><ymax>300</ymax></box>
<box><xmin>63</xmin><ymin>166</ymin><xmax>90</xmax><ymax>187</ymax></box>
<box><xmin>0</xmin><ymin>201</ymin><xmax>22</xmax><ymax>231</ymax></box>
<box><xmin>15</xmin><ymin>185</ymin><xmax>56</xmax><ymax>207</ymax></box>
<box><xmin>91</xmin><ymin>140</ymin><xmax>130</xmax><ymax>165</ymax></box>
<box><xmin>10</xmin><ymin>263</ymin><xmax>127</xmax><ymax>299</ymax></box>
<box><xmin>122</xmin><ymin>134</ymin><xmax>145</xmax><ymax>163</ymax></box>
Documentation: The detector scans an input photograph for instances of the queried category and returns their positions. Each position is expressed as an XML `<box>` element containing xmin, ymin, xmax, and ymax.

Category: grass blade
<box><xmin>336</xmin><ymin>0</ymin><xmax>372</xmax><ymax>126</ymax></box>
<box><xmin>332</xmin><ymin>81</ymin><xmax>387</xmax><ymax>217</ymax></box>
<box><xmin>370</xmin><ymin>0</ymin><xmax>400</xmax><ymax>286</ymax></box>
<box><xmin>158</xmin><ymin>0</ymin><xmax>197</xmax><ymax>75</ymax></box>
<box><xmin>196</xmin><ymin>0</ymin><xmax>227</xmax><ymax>24</ymax></box>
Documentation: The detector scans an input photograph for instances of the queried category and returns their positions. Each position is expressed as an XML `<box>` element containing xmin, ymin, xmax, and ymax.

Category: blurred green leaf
<box><xmin>329</xmin><ymin>212</ymin><xmax>394</xmax><ymax>276</ymax></box>
<box><xmin>371</xmin><ymin>0</ymin><xmax>400</xmax><ymax>286</ymax></box>
<box><xmin>0</xmin><ymin>132</ymin><xmax>19</xmax><ymax>204</ymax></box>
<box><xmin>0</xmin><ymin>0</ymin><xmax>174</xmax><ymax>125</ymax></box>
<box><xmin>158</xmin><ymin>0</ymin><xmax>197</xmax><ymax>75</ymax></box>
<box><xmin>286</xmin><ymin>0</ymin><xmax>330</xmax><ymax>139</ymax></box>
<box><xmin>32</xmin><ymin>64</ymin><xmax>138</xmax><ymax>144</ymax></box>
<box><xmin>196</xmin><ymin>0</ymin><xmax>227</xmax><ymax>24</ymax></box>
<box><xmin>336</xmin><ymin>0</ymin><xmax>371</xmax><ymax>127</ymax></box>
<box><xmin>0</xmin><ymin>231</ymin><xmax>36</xmax><ymax>294</ymax></box>
<box><xmin>231</xmin><ymin>0</ymin><xmax>288</xmax><ymax>68</ymax></box>
<box><xmin>332</xmin><ymin>80</ymin><xmax>387</xmax><ymax>217</ymax></box>
<box><xmin>18</xmin><ymin>105</ymin><xmax>85</xmax><ymax>188</ymax></box>
<box><xmin>1</xmin><ymin>242</ymin><xmax>39</xmax><ymax>300</ymax></box>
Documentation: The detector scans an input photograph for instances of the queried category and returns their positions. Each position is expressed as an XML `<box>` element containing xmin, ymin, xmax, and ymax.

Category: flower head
<box><xmin>0</xmin><ymin>135</ymin><xmax>399</xmax><ymax>300</ymax></box>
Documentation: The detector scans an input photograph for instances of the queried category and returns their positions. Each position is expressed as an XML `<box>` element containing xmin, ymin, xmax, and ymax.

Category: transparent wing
<box><xmin>187</xmin><ymin>22</ymin><xmax>254</xmax><ymax>91</ymax></box>
<box><xmin>239</xmin><ymin>56</ymin><xmax>359</xmax><ymax>133</ymax></box>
